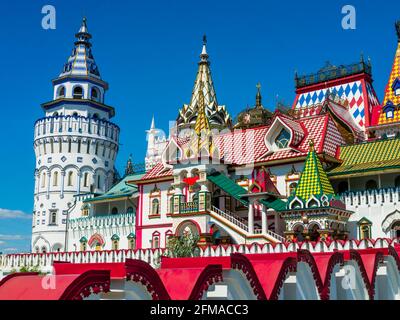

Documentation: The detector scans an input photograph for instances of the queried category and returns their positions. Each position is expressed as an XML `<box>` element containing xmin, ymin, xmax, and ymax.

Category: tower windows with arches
<box><xmin>152</xmin><ymin>232</ymin><xmax>160</xmax><ymax>249</ymax></box>
<box><xmin>151</xmin><ymin>198</ymin><xmax>160</xmax><ymax>215</ymax></box>
<box><xmin>366</xmin><ymin>179</ymin><xmax>378</xmax><ymax>190</ymax></box>
<box><xmin>50</xmin><ymin>139</ymin><xmax>54</xmax><ymax>153</ymax></box>
<box><xmin>41</xmin><ymin>172</ymin><xmax>46</xmax><ymax>188</ymax></box>
<box><xmin>275</xmin><ymin>129</ymin><xmax>290</xmax><ymax>149</ymax></box>
<box><xmin>86</xmin><ymin>140</ymin><xmax>91</xmax><ymax>154</ymax></box>
<box><xmin>67</xmin><ymin>171</ymin><xmax>74</xmax><ymax>186</ymax></box>
<box><xmin>68</xmin><ymin>139</ymin><xmax>72</xmax><ymax>153</ymax></box>
<box><xmin>73</xmin><ymin>86</ymin><xmax>83</xmax><ymax>99</ymax></box>
<box><xmin>91</xmin><ymin>87</ymin><xmax>100</xmax><ymax>102</ymax></box>
<box><xmin>57</xmin><ymin>86</ymin><xmax>65</xmax><ymax>98</ymax></box>
<box><xmin>95</xmin><ymin>142</ymin><xmax>99</xmax><ymax>155</ymax></box>
<box><xmin>50</xmin><ymin>211</ymin><xmax>57</xmax><ymax>225</ymax></box>
<box><xmin>83</xmin><ymin>172</ymin><xmax>89</xmax><ymax>187</ymax></box>
<box><xmin>111</xmin><ymin>207</ymin><xmax>118</xmax><ymax>215</ymax></box>
<box><xmin>53</xmin><ymin>171</ymin><xmax>58</xmax><ymax>186</ymax></box>
<box><xmin>77</xmin><ymin>139</ymin><xmax>81</xmax><ymax>153</ymax></box>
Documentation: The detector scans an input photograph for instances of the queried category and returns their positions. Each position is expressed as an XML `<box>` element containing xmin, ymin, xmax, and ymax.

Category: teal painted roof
<box><xmin>259</xmin><ymin>198</ymin><xmax>287</xmax><ymax>212</ymax></box>
<box><xmin>85</xmin><ymin>173</ymin><xmax>144</xmax><ymax>202</ymax></box>
<box><xmin>207</xmin><ymin>171</ymin><xmax>249</xmax><ymax>206</ymax></box>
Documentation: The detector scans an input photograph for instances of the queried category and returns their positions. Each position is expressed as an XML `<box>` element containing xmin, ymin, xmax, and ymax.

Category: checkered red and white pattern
<box><xmin>139</xmin><ymin>113</ymin><xmax>344</xmax><ymax>181</ymax></box>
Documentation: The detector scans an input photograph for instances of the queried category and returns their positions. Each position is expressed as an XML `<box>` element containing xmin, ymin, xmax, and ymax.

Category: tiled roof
<box><xmin>328</xmin><ymin>138</ymin><xmax>400</xmax><ymax>176</ymax></box>
<box><xmin>207</xmin><ymin>171</ymin><xmax>249</xmax><ymax>206</ymax></box>
<box><xmin>139</xmin><ymin>163</ymin><xmax>173</xmax><ymax>182</ymax></box>
<box><xmin>295</xmin><ymin>146</ymin><xmax>335</xmax><ymax>200</ymax></box>
<box><xmin>85</xmin><ymin>173</ymin><xmax>144</xmax><ymax>202</ymax></box>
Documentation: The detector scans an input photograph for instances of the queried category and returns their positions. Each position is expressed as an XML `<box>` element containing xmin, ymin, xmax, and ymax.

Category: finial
<box><xmin>256</xmin><ymin>82</ymin><xmax>262</xmax><ymax>108</ymax></box>
<box><xmin>125</xmin><ymin>154</ymin><xmax>134</xmax><ymax>176</ymax></box>
<box><xmin>309</xmin><ymin>139</ymin><xmax>315</xmax><ymax>151</ymax></box>
<box><xmin>360</xmin><ymin>52</ymin><xmax>364</xmax><ymax>63</ymax></box>
<box><xmin>200</xmin><ymin>34</ymin><xmax>209</xmax><ymax>62</ymax></box>
<box><xmin>150</xmin><ymin>115</ymin><xmax>155</xmax><ymax>130</ymax></box>
<box><xmin>395</xmin><ymin>21</ymin><xmax>400</xmax><ymax>41</ymax></box>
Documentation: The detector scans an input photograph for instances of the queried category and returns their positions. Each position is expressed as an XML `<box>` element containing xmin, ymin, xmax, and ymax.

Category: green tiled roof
<box><xmin>259</xmin><ymin>198</ymin><xmax>287</xmax><ymax>212</ymax></box>
<box><xmin>328</xmin><ymin>138</ymin><xmax>400</xmax><ymax>176</ymax></box>
<box><xmin>207</xmin><ymin>171</ymin><xmax>249</xmax><ymax>206</ymax></box>
<box><xmin>295</xmin><ymin>147</ymin><xmax>335</xmax><ymax>201</ymax></box>
<box><xmin>85</xmin><ymin>173</ymin><xmax>144</xmax><ymax>202</ymax></box>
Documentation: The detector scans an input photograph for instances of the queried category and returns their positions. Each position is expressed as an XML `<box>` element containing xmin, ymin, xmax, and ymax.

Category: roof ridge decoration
<box><xmin>294</xmin><ymin>140</ymin><xmax>335</xmax><ymax>201</ymax></box>
<box><xmin>59</xmin><ymin>18</ymin><xmax>101</xmax><ymax>79</ymax></box>
<box><xmin>176</xmin><ymin>35</ymin><xmax>232</xmax><ymax>131</ymax></box>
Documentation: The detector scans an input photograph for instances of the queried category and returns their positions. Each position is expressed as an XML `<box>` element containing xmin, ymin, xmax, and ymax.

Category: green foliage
<box><xmin>9</xmin><ymin>265</ymin><xmax>43</xmax><ymax>274</ymax></box>
<box><xmin>166</xmin><ymin>233</ymin><xmax>200</xmax><ymax>258</ymax></box>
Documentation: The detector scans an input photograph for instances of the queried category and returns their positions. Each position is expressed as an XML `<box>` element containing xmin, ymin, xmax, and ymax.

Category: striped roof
<box><xmin>295</xmin><ymin>143</ymin><xmax>335</xmax><ymax>200</ymax></box>
<box><xmin>328</xmin><ymin>138</ymin><xmax>400</xmax><ymax>176</ymax></box>
<box><xmin>59</xmin><ymin>18</ymin><xmax>101</xmax><ymax>79</ymax></box>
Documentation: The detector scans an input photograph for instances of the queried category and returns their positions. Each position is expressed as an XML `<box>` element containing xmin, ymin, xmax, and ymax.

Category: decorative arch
<box><xmin>382</xmin><ymin>210</ymin><xmax>400</xmax><ymax>234</ymax></box>
<box><xmin>88</xmin><ymin>233</ymin><xmax>105</xmax><ymax>248</ymax></box>
<box><xmin>32</xmin><ymin>235</ymin><xmax>51</xmax><ymax>252</ymax></box>
<box><xmin>175</xmin><ymin>220</ymin><xmax>202</xmax><ymax>237</ymax></box>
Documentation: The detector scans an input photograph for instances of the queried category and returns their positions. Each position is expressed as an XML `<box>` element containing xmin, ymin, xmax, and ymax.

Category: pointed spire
<box><xmin>294</xmin><ymin>142</ymin><xmax>335</xmax><ymax>201</ymax></box>
<box><xmin>60</xmin><ymin>17</ymin><xmax>101</xmax><ymax>78</ymax></box>
<box><xmin>125</xmin><ymin>154</ymin><xmax>134</xmax><ymax>176</ymax></box>
<box><xmin>150</xmin><ymin>115</ymin><xmax>155</xmax><ymax>130</ymax></box>
<box><xmin>256</xmin><ymin>82</ymin><xmax>262</xmax><ymax>108</ymax></box>
<box><xmin>200</xmin><ymin>34</ymin><xmax>209</xmax><ymax>63</ymax></box>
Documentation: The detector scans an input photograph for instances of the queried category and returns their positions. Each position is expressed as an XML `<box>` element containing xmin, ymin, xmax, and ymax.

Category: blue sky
<box><xmin>0</xmin><ymin>0</ymin><xmax>399</xmax><ymax>253</ymax></box>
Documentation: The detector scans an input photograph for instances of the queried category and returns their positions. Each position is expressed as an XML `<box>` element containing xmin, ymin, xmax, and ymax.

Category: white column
<box><xmin>60</xmin><ymin>171</ymin><xmax>65</xmax><ymax>199</ymax></box>
<box><xmin>261</xmin><ymin>204</ymin><xmax>267</xmax><ymax>235</ymax></box>
<box><xmin>248</xmin><ymin>201</ymin><xmax>254</xmax><ymax>234</ymax></box>
<box><xmin>46</xmin><ymin>170</ymin><xmax>51</xmax><ymax>198</ymax></box>
<box><xmin>77</xmin><ymin>172</ymin><xmax>81</xmax><ymax>195</ymax></box>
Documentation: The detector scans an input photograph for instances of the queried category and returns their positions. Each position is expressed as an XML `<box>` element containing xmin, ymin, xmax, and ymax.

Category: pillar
<box><xmin>60</xmin><ymin>170</ymin><xmax>65</xmax><ymax>199</ymax></box>
<box><xmin>261</xmin><ymin>204</ymin><xmax>267</xmax><ymax>235</ymax></box>
<box><xmin>248</xmin><ymin>201</ymin><xmax>254</xmax><ymax>234</ymax></box>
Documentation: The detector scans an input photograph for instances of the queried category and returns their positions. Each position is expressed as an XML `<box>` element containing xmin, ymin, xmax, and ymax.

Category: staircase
<box><xmin>209</xmin><ymin>206</ymin><xmax>285</xmax><ymax>243</ymax></box>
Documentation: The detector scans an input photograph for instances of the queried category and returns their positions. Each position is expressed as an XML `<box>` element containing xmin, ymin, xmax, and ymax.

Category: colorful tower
<box><xmin>369</xmin><ymin>21</ymin><xmax>400</xmax><ymax>138</ymax></box>
<box><xmin>176</xmin><ymin>36</ymin><xmax>232</xmax><ymax>134</ymax></box>
<box><xmin>31</xmin><ymin>19</ymin><xmax>120</xmax><ymax>253</ymax></box>
<box><xmin>293</xmin><ymin>57</ymin><xmax>380</xmax><ymax>132</ymax></box>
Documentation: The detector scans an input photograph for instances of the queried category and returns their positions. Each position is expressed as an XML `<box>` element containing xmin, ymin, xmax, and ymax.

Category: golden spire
<box><xmin>309</xmin><ymin>139</ymin><xmax>315</xmax><ymax>152</ymax></box>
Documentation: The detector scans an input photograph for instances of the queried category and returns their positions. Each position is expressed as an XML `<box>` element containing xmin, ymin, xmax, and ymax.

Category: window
<box><xmin>288</xmin><ymin>182</ymin><xmax>297</xmax><ymax>195</ymax></box>
<box><xmin>168</xmin><ymin>197</ymin><xmax>174</xmax><ymax>213</ymax></box>
<box><xmin>50</xmin><ymin>139</ymin><xmax>54</xmax><ymax>153</ymax></box>
<box><xmin>77</xmin><ymin>139</ymin><xmax>81</xmax><ymax>153</ymax></box>
<box><xmin>395</xmin><ymin>176</ymin><xmax>400</xmax><ymax>188</ymax></box>
<box><xmin>151</xmin><ymin>198</ymin><xmax>160</xmax><ymax>215</ymax></box>
<box><xmin>111</xmin><ymin>207</ymin><xmax>118</xmax><ymax>215</ymax></box>
<box><xmin>59</xmin><ymin>139</ymin><xmax>62</xmax><ymax>153</ymax></box>
<box><xmin>275</xmin><ymin>129</ymin><xmax>290</xmax><ymax>149</ymax></box>
<box><xmin>152</xmin><ymin>232</ymin><xmax>160</xmax><ymax>249</ymax></box>
<box><xmin>41</xmin><ymin>246</ymin><xmax>47</xmax><ymax>253</ymax></box>
<box><xmin>91</xmin><ymin>87</ymin><xmax>100</xmax><ymax>102</ymax></box>
<box><xmin>365</xmin><ymin>179</ymin><xmax>378</xmax><ymax>190</ymax></box>
<box><xmin>128</xmin><ymin>238</ymin><xmax>135</xmax><ymax>249</ymax></box>
<box><xmin>127</xmin><ymin>206</ymin><xmax>134</xmax><ymax>214</ymax></box>
<box><xmin>53</xmin><ymin>171</ymin><xmax>58</xmax><ymax>186</ymax></box>
<box><xmin>41</xmin><ymin>172</ymin><xmax>46</xmax><ymax>188</ymax></box>
<box><xmin>95</xmin><ymin>142</ymin><xmax>99</xmax><ymax>155</ymax></box>
<box><xmin>83</xmin><ymin>172</ymin><xmax>89</xmax><ymax>187</ymax></box>
<box><xmin>97</xmin><ymin>175</ymin><xmax>101</xmax><ymax>189</ymax></box>
<box><xmin>338</xmin><ymin>181</ymin><xmax>349</xmax><ymax>193</ymax></box>
<box><xmin>50</xmin><ymin>211</ymin><xmax>57</xmax><ymax>225</ymax></box>
<box><xmin>73</xmin><ymin>86</ymin><xmax>83</xmax><ymax>99</ymax></box>
<box><xmin>396</xmin><ymin>88</ymin><xmax>400</xmax><ymax>96</ymax></box>
<box><xmin>358</xmin><ymin>218</ymin><xmax>372</xmax><ymax>240</ymax></box>
<box><xmin>67</xmin><ymin>171</ymin><xmax>74</xmax><ymax>186</ymax></box>
<box><xmin>86</xmin><ymin>140</ymin><xmax>91</xmax><ymax>154</ymax></box>
<box><xmin>68</xmin><ymin>139</ymin><xmax>72</xmax><ymax>153</ymax></box>
<box><xmin>386</xmin><ymin>110</ymin><xmax>394</xmax><ymax>119</ymax></box>
<box><xmin>112</xmin><ymin>240</ymin><xmax>119</xmax><ymax>250</ymax></box>
<box><xmin>57</xmin><ymin>86</ymin><xmax>65</xmax><ymax>98</ymax></box>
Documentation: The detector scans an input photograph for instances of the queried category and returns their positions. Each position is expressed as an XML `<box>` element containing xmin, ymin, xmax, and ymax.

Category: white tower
<box><xmin>145</xmin><ymin>116</ymin><xmax>167</xmax><ymax>171</ymax></box>
<box><xmin>31</xmin><ymin>18</ymin><xmax>120</xmax><ymax>253</ymax></box>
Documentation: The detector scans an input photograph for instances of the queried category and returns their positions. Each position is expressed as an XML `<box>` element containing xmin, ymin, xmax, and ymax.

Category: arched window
<box><xmin>68</xmin><ymin>139</ymin><xmax>72</xmax><ymax>153</ymax></box>
<box><xmin>151</xmin><ymin>198</ymin><xmax>160</xmax><ymax>215</ymax></box>
<box><xmin>275</xmin><ymin>129</ymin><xmax>290</xmax><ymax>149</ymax></box>
<box><xmin>95</xmin><ymin>142</ymin><xmax>99</xmax><ymax>155</ymax></box>
<box><xmin>128</xmin><ymin>238</ymin><xmax>135</xmax><ymax>249</ymax></box>
<box><xmin>41</xmin><ymin>246</ymin><xmax>47</xmax><ymax>253</ymax></box>
<box><xmin>152</xmin><ymin>232</ymin><xmax>160</xmax><ymax>249</ymax></box>
<box><xmin>91</xmin><ymin>87</ymin><xmax>100</xmax><ymax>102</ymax></box>
<box><xmin>127</xmin><ymin>206</ymin><xmax>134</xmax><ymax>214</ymax></box>
<box><xmin>86</xmin><ymin>140</ymin><xmax>91</xmax><ymax>154</ymax></box>
<box><xmin>93</xmin><ymin>113</ymin><xmax>99</xmax><ymax>120</ymax></box>
<box><xmin>57</xmin><ymin>86</ymin><xmax>65</xmax><ymax>98</ymax></box>
<box><xmin>288</xmin><ymin>182</ymin><xmax>297</xmax><ymax>195</ymax></box>
<box><xmin>35</xmin><ymin>246</ymin><xmax>39</xmax><ymax>253</ymax></box>
<box><xmin>168</xmin><ymin>197</ymin><xmax>174</xmax><ymax>213</ymax></box>
<box><xmin>67</xmin><ymin>171</ymin><xmax>74</xmax><ymax>186</ymax></box>
<box><xmin>97</xmin><ymin>175</ymin><xmax>101</xmax><ymax>189</ymax></box>
<box><xmin>83</xmin><ymin>172</ymin><xmax>89</xmax><ymax>187</ymax></box>
<box><xmin>395</xmin><ymin>176</ymin><xmax>400</xmax><ymax>188</ymax></box>
<box><xmin>111</xmin><ymin>207</ymin><xmax>118</xmax><ymax>215</ymax></box>
<box><xmin>50</xmin><ymin>211</ymin><xmax>57</xmax><ymax>225</ymax></box>
<box><xmin>366</xmin><ymin>179</ymin><xmax>378</xmax><ymax>190</ymax></box>
<box><xmin>41</xmin><ymin>172</ymin><xmax>46</xmax><ymax>188</ymax></box>
<box><xmin>59</xmin><ymin>139</ymin><xmax>62</xmax><ymax>153</ymax></box>
<box><xmin>53</xmin><ymin>171</ymin><xmax>58</xmax><ymax>186</ymax></box>
<box><xmin>73</xmin><ymin>86</ymin><xmax>83</xmax><ymax>99</ymax></box>
<box><xmin>338</xmin><ymin>181</ymin><xmax>349</xmax><ymax>193</ymax></box>
<box><xmin>50</xmin><ymin>139</ymin><xmax>54</xmax><ymax>153</ymax></box>
<box><xmin>77</xmin><ymin>139</ymin><xmax>81</xmax><ymax>153</ymax></box>
<box><xmin>53</xmin><ymin>111</ymin><xmax>59</xmax><ymax>117</ymax></box>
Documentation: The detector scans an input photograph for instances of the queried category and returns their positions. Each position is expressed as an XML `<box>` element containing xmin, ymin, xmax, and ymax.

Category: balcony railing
<box><xmin>179</xmin><ymin>201</ymin><xmax>199</xmax><ymax>214</ymax></box>
<box><xmin>68</xmin><ymin>213</ymin><xmax>135</xmax><ymax>230</ymax></box>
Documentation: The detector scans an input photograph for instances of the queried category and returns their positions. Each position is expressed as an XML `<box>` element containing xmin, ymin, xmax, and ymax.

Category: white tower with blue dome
<box><xmin>31</xmin><ymin>18</ymin><xmax>120</xmax><ymax>253</ymax></box>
